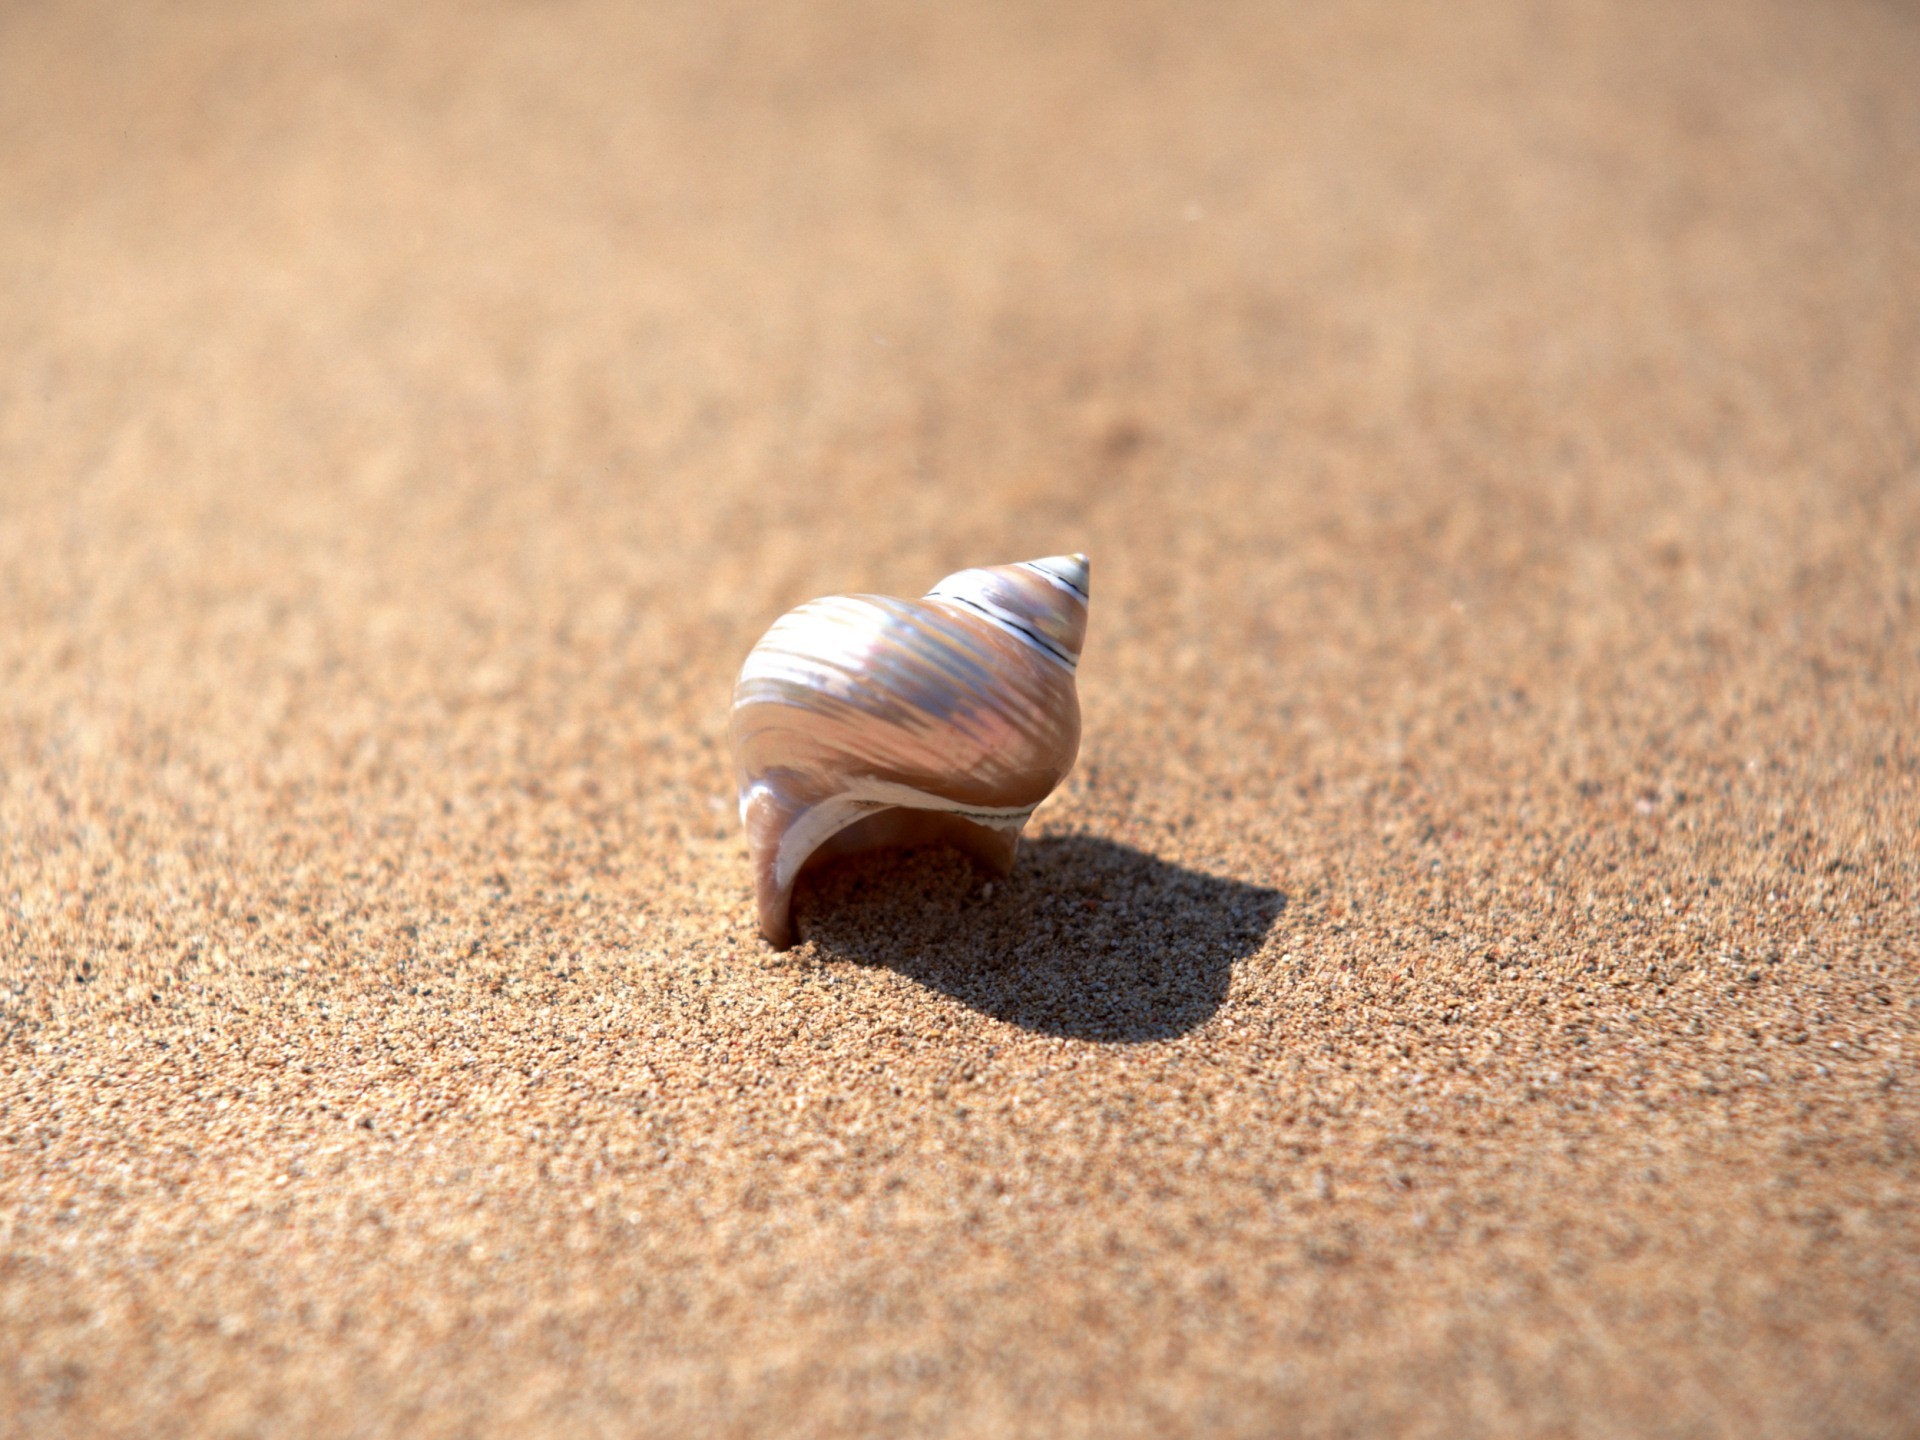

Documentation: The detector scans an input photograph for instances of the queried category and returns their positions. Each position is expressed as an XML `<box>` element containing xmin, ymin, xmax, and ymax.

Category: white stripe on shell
<box><xmin>923</xmin><ymin>581</ymin><xmax>1077</xmax><ymax>670</ymax></box>
<box><xmin>770</xmin><ymin>777</ymin><xmax>1038</xmax><ymax>894</ymax></box>
<box><xmin>1019</xmin><ymin>559</ymin><xmax>1088</xmax><ymax>599</ymax></box>
<box><xmin>944</xmin><ymin>595</ymin><xmax>1077</xmax><ymax>669</ymax></box>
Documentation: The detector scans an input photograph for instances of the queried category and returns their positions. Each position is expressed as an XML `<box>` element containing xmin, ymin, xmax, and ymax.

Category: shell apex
<box><xmin>925</xmin><ymin>553</ymin><xmax>1091</xmax><ymax>669</ymax></box>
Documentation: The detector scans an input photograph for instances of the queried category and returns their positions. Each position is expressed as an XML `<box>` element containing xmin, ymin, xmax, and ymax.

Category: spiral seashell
<box><xmin>731</xmin><ymin>554</ymin><xmax>1090</xmax><ymax>948</ymax></box>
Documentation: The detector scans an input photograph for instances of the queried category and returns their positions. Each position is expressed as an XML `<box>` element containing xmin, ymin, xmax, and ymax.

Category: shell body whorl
<box><xmin>731</xmin><ymin>554</ymin><xmax>1089</xmax><ymax>947</ymax></box>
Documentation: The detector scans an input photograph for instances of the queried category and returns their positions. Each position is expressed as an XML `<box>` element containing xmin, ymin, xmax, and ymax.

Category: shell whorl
<box><xmin>731</xmin><ymin>554</ymin><xmax>1090</xmax><ymax>948</ymax></box>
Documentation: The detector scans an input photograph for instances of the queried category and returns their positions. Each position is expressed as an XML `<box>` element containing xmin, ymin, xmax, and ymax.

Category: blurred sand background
<box><xmin>3</xmin><ymin>0</ymin><xmax>1918</xmax><ymax>1435</ymax></box>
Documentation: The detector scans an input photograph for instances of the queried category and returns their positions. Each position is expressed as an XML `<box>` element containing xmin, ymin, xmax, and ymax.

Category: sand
<box><xmin>2</xmin><ymin>0</ymin><xmax>1918</xmax><ymax>1434</ymax></box>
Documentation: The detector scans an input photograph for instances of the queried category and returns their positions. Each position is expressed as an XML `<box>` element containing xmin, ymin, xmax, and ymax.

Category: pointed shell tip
<box><xmin>1030</xmin><ymin>553</ymin><xmax>1090</xmax><ymax>598</ymax></box>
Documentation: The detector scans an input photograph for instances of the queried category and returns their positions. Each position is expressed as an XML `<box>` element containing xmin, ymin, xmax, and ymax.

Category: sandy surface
<box><xmin>3</xmin><ymin>1</ymin><xmax>1918</xmax><ymax>1435</ymax></box>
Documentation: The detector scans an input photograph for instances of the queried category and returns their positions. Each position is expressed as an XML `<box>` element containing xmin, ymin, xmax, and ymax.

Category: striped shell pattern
<box><xmin>731</xmin><ymin>554</ymin><xmax>1090</xmax><ymax>947</ymax></box>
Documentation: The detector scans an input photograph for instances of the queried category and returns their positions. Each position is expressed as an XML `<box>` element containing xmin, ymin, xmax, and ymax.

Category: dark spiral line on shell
<box><xmin>1020</xmin><ymin>559</ymin><xmax>1088</xmax><ymax>600</ymax></box>
<box><xmin>939</xmin><ymin>594</ymin><xmax>1077</xmax><ymax>669</ymax></box>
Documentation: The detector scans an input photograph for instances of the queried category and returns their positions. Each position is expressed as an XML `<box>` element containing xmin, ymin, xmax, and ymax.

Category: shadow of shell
<box><xmin>793</xmin><ymin>832</ymin><xmax>1285</xmax><ymax>1042</ymax></box>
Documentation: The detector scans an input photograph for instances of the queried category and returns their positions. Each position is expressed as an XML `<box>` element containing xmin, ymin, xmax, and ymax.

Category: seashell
<box><xmin>731</xmin><ymin>554</ymin><xmax>1090</xmax><ymax>948</ymax></box>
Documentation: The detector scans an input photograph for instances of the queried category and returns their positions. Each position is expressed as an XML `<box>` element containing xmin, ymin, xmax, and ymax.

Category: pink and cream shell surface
<box><xmin>731</xmin><ymin>555</ymin><xmax>1090</xmax><ymax>948</ymax></box>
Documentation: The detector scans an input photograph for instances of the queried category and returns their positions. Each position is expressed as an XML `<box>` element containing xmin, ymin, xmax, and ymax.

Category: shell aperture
<box><xmin>731</xmin><ymin>555</ymin><xmax>1090</xmax><ymax>947</ymax></box>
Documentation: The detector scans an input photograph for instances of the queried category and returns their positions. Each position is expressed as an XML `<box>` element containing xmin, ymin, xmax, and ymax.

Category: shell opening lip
<box><xmin>773</xmin><ymin>778</ymin><xmax>1040</xmax><ymax>894</ymax></box>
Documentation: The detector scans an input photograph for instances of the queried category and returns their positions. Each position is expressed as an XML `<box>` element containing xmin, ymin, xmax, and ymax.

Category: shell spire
<box><xmin>731</xmin><ymin>554</ymin><xmax>1091</xmax><ymax>947</ymax></box>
